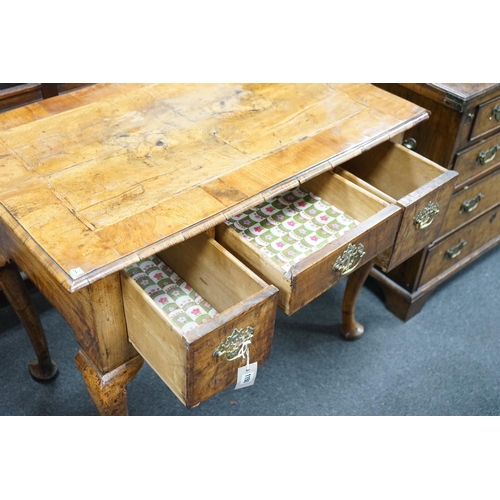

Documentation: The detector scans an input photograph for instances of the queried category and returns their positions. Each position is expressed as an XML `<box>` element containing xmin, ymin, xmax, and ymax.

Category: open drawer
<box><xmin>120</xmin><ymin>233</ymin><xmax>279</xmax><ymax>408</ymax></box>
<box><xmin>215</xmin><ymin>171</ymin><xmax>401</xmax><ymax>316</ymax></box>
<box><xmin>335</xmin><ymin>141</ymin><xmax>458</xmax><ymax>271</ymax></box>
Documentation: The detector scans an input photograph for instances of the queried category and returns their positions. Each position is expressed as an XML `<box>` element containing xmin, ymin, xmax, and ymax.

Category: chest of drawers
<box><xmin>373</xmin><ymin>83</ymin><xmax>500</xmax><ymax>320</ymax></box>
<box><xmin>0</xmin><ymin>83</ymin><xmax>457</xmax><ymax>413</ymax></box>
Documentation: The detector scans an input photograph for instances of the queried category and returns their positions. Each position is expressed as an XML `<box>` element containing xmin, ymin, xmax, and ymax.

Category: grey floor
<box><xmin>1</xmin><ymin>244</ymin><xmax>499</xmax><ymax>416</ymax></box>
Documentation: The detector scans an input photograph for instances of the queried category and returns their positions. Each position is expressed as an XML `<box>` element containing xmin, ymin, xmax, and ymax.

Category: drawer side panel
<box><xmin>121</xmin><ymin>272</ymin><xmax>189</xmax><ymax>403</ymax></box>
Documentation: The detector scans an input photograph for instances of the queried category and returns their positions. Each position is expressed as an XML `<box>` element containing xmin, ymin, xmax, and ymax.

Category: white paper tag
<box><xmin>235</xmin><ymin>362</ymin><xmax>258</xmax><ymax>390</ymax></box>
<box><xmin>69</xmin><ymin>267</ymin><xmax>85</xmax><ymax>279</ymax></box>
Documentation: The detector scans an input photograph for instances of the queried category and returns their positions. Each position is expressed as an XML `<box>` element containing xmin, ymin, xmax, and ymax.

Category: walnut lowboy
<box><xmin>0</xmin><ymin>83</ymin><xmax>453</xmax><ymax>415</ymax></box>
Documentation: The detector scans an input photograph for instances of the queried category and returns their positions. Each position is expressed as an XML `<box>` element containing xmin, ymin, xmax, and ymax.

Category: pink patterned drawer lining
<box><xmin>124</xmin><ymin>256</ymin><xmax>218</xmax><ymax>335</ymax></box>
<box><xmin>225</xmin><ymin>187</ymin><xmax>359</xmax><ymax>274</ymax></box>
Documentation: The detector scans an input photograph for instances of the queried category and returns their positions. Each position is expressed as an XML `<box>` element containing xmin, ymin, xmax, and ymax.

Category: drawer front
<box><xmin>470</xmin><ymin>95</ymin><xmax>500</xmax><ymax>142</ymax></box>
<box><xmin>121</xmin><ymin>233</ymin><xmax>279</xmax><ymax>408</ymax></box>
<box><xmin>420</xmin><ymin>205</ymin><xmax>500</xmax><ymax>285</ymax></box>
<box><xmin>216</xmin><ymin>172</ymin><xmax>402</xmax><ymax>316</ymax></box>
<box><xmin>439</xmin><ymin>167</ymin><xmax>500</xmax><ymax>237</ymax></box>
<box><xmin>336</xmin><ymin>141</ymin><xmax>457</xmax><ymax>271</ymax></box>
<box><xmin>217</xmin><ymin>208</ymin><xmax>400</xmax><ymax>315</ymax></box>
<box><xmin>454</xmin><ymin>131</ymin><xmax>500</xmax><ymax>186</ymax></box>
<box><xmin>383</xmin><ymin>168</ymin><xmax>457</xmax><ymax>270</ymax></box>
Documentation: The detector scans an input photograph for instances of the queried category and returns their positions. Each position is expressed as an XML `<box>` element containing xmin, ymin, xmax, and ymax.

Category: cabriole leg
<box><xmin>340</xmin><ymin>260</ymin><xmax>375</xmax><ymax>340</ymax></box>
<box><xmin>75</xmin><ymin>350</ymin><xmax>143</xmax><ymax>416</ymax></box>
<box><xmin>0</xmin><ymin>261</ymin><xmax>58</xmax><ymax>381</ymax></box>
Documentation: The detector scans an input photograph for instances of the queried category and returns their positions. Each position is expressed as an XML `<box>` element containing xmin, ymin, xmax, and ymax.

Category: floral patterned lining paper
<box><xmin>225</xmin><ymin>187</ymin><xmax>360</xmax><ymax>275</ymax></box>
<box><xmin>124</xmin><ymin>256</ymin><xmax>218</xmax><ymax>335</ymax></box>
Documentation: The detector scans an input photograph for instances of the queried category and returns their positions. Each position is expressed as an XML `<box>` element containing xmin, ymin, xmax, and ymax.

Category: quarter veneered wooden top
<box><xmin>0</xmin><ymin>83</ymin><xmax>428</xmax><ymax>292</ymax></box>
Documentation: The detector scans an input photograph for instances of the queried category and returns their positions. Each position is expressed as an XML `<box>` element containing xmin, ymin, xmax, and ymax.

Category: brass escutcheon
<box><xmin>332</xmin><ymin>243</ymin><xmax>366</xmax><ymax>275</ymax></box>
<box><xmin>461</xmin><ymin>192</ymin><xmax>484</xmax><ymax>213</ymax></box>
<box><xmin>445</xmin><ymin>239</ymin><xmax>467</xmax><ymax>259</ymax></box>
<box><xmin>414</xmin><ymin>201</ymin><xmax>440</xmax><ymax>229</ymax></box>
<box><xmin>213</xmin><ymin>326</ymin><xmax>254</xmax><ymax>362</ymax></box>
<box><xmin>477</xmin><ymin>144</ymin><xmax>499</xmax><ymax>165</ymax></box>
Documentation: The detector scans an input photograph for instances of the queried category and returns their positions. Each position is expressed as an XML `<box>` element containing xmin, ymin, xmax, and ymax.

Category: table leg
<box><xmin>65</xmin><ymin>273</ymin><xmax>142</xmax><ymax>415</ymax></box>
<box><xmin>0</xmin><ymin>261</ymin><xmax>58</xmax><ymax>380</ymax></box>
<box><xmin>340</xmin><ymin>259</ymin><xmax>374</xmax><ymax>340</ymax></box>
<box><xmin>75</xmin><ymin>350</ymin><xmax>143</xmax><ymax>416</ymax></box>
<box><xmin>1</xmin><ymin>222</ymin><xmax>142</xmax><ymax>414</ymax></box>
<box><xmin>11</xmin><ymin>264</ymin><xmax>142</xmax><ymax>415</ymax></box>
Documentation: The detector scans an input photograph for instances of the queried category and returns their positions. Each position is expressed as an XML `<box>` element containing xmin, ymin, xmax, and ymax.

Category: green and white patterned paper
<box><xmin>225</xmin><ymin>187</ymin><xmax>359</xmax><ymax>274</ymax></box>
<box><xmin>124</xmin><ymin>255</ymin><xmax>218</xmax><ymax>335</ymax></box>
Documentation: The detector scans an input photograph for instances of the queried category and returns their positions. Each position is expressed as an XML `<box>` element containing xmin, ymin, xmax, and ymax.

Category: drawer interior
<box><xmin>216</xmin><ymin>171</ymin><xmax>398</xmax><ymax>315</ymax></box>
<box><xmin>222</xmin><ymin>171</ymin><xmax>388</xmax><ymax>277</ymax></box>
<box><xmin>124</xmin><ymin>234</ymin><xmax>267</xmax><ymax>335</ymax></box>
<box><xmin>335</xmin><ymin>140</ymin><xmax>457</xmax><ymax>270</ymax></box>
<box><xmin>124</xmin><ymin>254</ymin><xmax>221</xmax><ymax>335</ymax></box>
<box><xmin>121</xmin><ymin>233</ymin><xmax>278</xmax><ymax>407</ymax></box>
<box><xmin>335</xmin><ymin>141</ymin><xmax>443</xmax><ymax>202</ymax></box>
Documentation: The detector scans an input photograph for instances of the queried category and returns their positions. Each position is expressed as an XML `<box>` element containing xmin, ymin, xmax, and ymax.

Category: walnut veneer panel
<box><xmin>0</xmin><ymin>83</ymin><xmax>428</xmax><ymax>292</ymax></box>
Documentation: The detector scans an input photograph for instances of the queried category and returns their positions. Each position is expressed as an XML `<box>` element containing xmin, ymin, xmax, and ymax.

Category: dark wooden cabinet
<box><xmin>0</xmin><ymin>83</ymin><xmax>90</xmax><ymax>113</ymax></box>
<box><xmin>372</xmin><ymin>83</ymin><xmax>500</xmax><ymax>321</ymax></box>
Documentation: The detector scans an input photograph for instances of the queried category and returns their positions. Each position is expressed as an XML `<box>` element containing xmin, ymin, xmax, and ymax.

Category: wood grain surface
<box><xmin>0</xmin><ymin>83</ymin><xmax>428</xmax><ymax>292</ymax></box>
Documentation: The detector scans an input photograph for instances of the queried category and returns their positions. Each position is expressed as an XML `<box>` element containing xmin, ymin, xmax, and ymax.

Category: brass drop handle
<box><xmin>476</xmin><ymin>144</ymin><xmax>499</xmax><ymax>165</ymax></box>
<box><xmin>491</xmin><ymin>105</ymin><xmax>500</xmax><ymax>122</ymax></box>
<box><xmin>332</xmin><ymin>243</ymin><xmax>366</xmax><ymax>275</ymax></box>
<box><xmin>213</xmin><ymin>326</ymin><xmax>254</xmax><ymax>362</ymax></box>
<box><xmin>414</xmin><ymin>201</ymin><xmax>440</xmax><ymax>230</ymax></box>
<box><xmin>445</xmin><ymin>239</ymin><xmax>467</xmax><ymax>259</ymax></box>
<box><xmin>461</xmin><ymin>192</ymin><xmax>484</xmax><ymax>213</ymax></box>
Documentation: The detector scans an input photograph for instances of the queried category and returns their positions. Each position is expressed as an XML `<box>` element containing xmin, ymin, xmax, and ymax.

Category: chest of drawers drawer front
<box><xmin>439</xmin><ymin>167</ymin><xmax>500</xmax><ymax>237</ymax></box>
<box><xmin>334</xmin><ymin>142</ymin><xmax>457</xmax><ymax>271</ymax></box>
<box><xmin>420</xmin><ymin>204</ymin><xmax>500</xmax><ymax>285</ymax></box>
<box><xmin>470</xmin><ymin>95</ymin><xmax>500</xmax><ymax>142</ymax></box>
<box><xmin>121</xmin><ymin>233</ymin><xmax>279</xmax><ymax>408</ymax></box>
<box><xmin>216</xmin><ymin>171</ymin><xmax>401</xmax><ymax>316</ymax></box>
<box><xmin>453</xmin><ymin>131</ymin><xmax>500</xmax><ymax>187</ymax></box>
